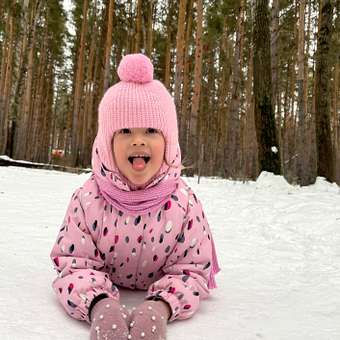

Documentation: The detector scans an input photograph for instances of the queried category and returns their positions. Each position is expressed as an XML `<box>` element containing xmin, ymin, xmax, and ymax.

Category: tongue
<box><xmin>132</xmin><ymin>157</ymin><xmax>146</xmax><ymax>171</ymax></box>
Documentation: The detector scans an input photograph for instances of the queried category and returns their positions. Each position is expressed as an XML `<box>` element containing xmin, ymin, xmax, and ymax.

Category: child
<box><xmin>50</xmin><ymin>53</ymin><xmax>220</xmax><ymax>340</ymax></box>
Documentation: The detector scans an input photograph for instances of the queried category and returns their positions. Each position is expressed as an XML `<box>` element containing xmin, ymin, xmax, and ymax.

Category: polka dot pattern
<box><xmin>50</xmin><ymin>176</ymin><xmax>218</xmax><ymax>323</ymax></box>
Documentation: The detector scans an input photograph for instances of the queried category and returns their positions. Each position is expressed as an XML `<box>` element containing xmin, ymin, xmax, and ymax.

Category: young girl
<box><xmin>50</xmin><ymin>53</ymin><xmax>220</xmax><ymax>340</ymax></box>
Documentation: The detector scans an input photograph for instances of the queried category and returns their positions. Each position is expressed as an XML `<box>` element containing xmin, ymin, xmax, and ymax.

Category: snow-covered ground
<box><xmin>0</xmin><ymin>166</ymin><xmax>339</xmax><ymax>340</ymax></box>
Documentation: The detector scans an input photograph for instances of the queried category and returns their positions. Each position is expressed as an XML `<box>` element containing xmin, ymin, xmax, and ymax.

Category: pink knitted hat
<box><xmin>94</xmin><ymin>53</ymin><xmax>181</xmax><ymax>173</ymax></box>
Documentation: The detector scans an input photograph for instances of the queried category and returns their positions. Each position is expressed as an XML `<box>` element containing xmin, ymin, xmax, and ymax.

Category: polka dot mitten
<box><xmin>90</xmin><ymin>297</ymin><xmax>130</xmax><ymax>340</ymax></box>
<box><xmin>128</xmin><ymin>300</ymin><xmax>171</xmax><ymax>340</ymax></box>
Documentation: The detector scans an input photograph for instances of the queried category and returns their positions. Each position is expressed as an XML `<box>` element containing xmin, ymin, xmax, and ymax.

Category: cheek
<box><xmin>113</xmin><ymin>139</ymin><xmax>125</xmax><ymax>163</ymax></box>
<box><xmin>154</xmin><ymin>140</ymin><xmax>165</xmax><ymax>163</ymax></box>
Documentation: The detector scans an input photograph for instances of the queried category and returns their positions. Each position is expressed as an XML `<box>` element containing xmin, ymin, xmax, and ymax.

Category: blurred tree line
<box><xmin>0</xmin><ymin>0</ymin><xmax>339</xmax><ymax>185</ymax></box>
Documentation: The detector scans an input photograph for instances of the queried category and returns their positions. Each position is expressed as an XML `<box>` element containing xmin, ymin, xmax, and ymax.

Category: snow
<box><xmin>0</xmin><ymin>166</ymin><xmax>339</xmax><ymax>340</ymax></box>
<box><xmin>271</xmin><ymin>146</ymin><xmax>278</xmax><ymax>154</ymax></box>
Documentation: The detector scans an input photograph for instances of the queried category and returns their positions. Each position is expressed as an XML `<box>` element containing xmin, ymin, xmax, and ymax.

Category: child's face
<box><xmin>112</xmin><ymin>128</ymin><xmax>165</xmax><ymax>187</ymax></box>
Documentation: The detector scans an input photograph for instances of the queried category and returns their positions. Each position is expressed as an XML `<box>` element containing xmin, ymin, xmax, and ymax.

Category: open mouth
<box><xmin>128</xmin><ymin>155</ymin><xmax>151</xmax><ymax>164</ymax></box>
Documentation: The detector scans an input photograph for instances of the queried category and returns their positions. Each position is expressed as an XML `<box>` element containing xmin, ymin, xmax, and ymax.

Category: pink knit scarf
<box><xmin>95</xmin><ymin>170</ymin><xmax>221</xmax><ymax>289</ymax></box>
<box><xmin>94</xmin><ymin>173</ymin><xmax>177</xmax><ymax>215</ymax></box>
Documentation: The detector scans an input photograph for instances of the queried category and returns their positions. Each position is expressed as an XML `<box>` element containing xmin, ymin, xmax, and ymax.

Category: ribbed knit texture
<box><xmin>94</xmin><ymin>172</ymin><xmax>178</xmax><ymax>214</ymax></box>
<box><xmin>94</xmin><ymin>54</ymin><xmax>180</xmax><ymax>174</ymax></box>
<box><xmin>91</xmin><ymin>53</ymin><xmax>182</xmax><ymax>213</ymax></box>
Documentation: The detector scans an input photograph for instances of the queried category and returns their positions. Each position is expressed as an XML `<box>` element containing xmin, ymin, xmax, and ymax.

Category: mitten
<box><xmin>90</xmin><ymin>297</ymin><xmax>130</xmax><ymax>340</ymax></box>
<box><xmin>128</xmin><ymin>300</ymin><xmax>171</xmax><ymax>340</ymax></box>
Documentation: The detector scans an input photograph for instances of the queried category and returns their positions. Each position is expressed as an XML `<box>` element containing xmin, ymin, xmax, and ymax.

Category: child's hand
<box><xmin>90</xmin><ymin>297</ymin><xmax>130</xmax><ymax>340</ymax></box>
<box><xmin>128</xmin><ymin>300</ymin><xmax>170</xmax><ymax>340</ymax></box>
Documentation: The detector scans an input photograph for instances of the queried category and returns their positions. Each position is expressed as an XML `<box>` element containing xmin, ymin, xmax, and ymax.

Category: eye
<box><xmin>119</xmin><ymin>128</ymin><xmax>131</xmax><ymax>134</ymax></box>
<box><xmin>146</xmin><ymin>128</ymin><xmax>158</xmax><ymax>134</ymax></box>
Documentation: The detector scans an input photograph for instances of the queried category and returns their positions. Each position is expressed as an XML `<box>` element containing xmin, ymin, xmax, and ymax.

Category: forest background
<box><xmin>0</xmin><ymin>0</ymin><xmax>339</xmax><ymax>186</ymax></box>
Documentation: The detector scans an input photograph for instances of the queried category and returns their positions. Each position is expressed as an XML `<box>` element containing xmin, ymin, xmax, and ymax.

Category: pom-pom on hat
<box><xmin>93</xmin><ymin>53</ymin><xmax>180</xmax><ymax>174</ymax></box>
<box><xmin>117</xmin><ymin>54</ymin><xmax>154</xmax><ymax>83</ymax></box>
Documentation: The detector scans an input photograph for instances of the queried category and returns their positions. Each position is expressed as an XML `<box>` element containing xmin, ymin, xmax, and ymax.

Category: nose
<box><xmin>131</xmin><ymin>132</ymin><xmax>146</xmax><ymax>146</ymax></box>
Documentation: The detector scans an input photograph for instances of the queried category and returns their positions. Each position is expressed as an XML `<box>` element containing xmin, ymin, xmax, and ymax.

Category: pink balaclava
<box><xmin>91</xmin><ymin>53</ymin><xmax>181</xmax><ymax>214</ymax></box>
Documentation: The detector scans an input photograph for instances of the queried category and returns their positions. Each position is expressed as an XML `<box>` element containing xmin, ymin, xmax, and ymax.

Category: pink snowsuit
<box><xmin>50</xmin><ymin>169</ymin><xmax>220</xmax><ymax>324</ymax></box>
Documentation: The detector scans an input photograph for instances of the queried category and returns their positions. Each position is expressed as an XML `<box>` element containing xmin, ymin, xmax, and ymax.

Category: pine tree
<box><xmin>253</xmin><ymin>0</ymin><xmax>281</xmax><ymax>175</ymax></box>
<box><xmin>314</xmin><ymin>0</ymin><xmax>334</xmax><ymax>182</ymax></box>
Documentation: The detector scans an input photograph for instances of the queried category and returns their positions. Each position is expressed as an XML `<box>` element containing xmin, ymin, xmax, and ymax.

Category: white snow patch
<box><xmin>0</xmin><ymin>166</ymin><xmax>339</xmax><ymax>340</ymax></box>
<box><xmin>256</xmin><ymin>171</ymin><xmax>292</xmax><ymax>191</ymax></box>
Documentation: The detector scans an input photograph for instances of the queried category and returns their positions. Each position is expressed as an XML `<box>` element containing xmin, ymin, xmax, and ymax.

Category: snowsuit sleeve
<box><xmin>50</xmin><ymin>188</ymin><xmax>119</xmax><ymax>323</ymax></box>
<box><xmin>146</xmin><ymin>191</ymin><xmax>219</xmax><ymax>322</ymax></box>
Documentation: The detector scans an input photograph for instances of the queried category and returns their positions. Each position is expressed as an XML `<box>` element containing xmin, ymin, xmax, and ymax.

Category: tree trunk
<box><xmin>296</xmin><ymin>0</ymin><xmax>312</xmax><ymax>185</ymax></box>
<box><xmin>314</xmin><ymin>0</ymin><xmax>334</xmax><ymax>181</ymax></box>
<box><xmin>40</xmin><ymin>62</ymin><xmax>54</xmax><ymax>163</ymax></box>
<box><xmin>80</xmin><ymin>8</ymin><xmax>98</xmax><ymax>168</ymax></box>
<box><xmin>23</xmin><ymin>1</ymin><xmax>41</xmax><ymax>159</ymax></box>
<box><xmin>11</xmin><ymin>0</ymin><xmax>30</xmax><ymax>158</ymax></box>
<box><xmin>190</xmin><ymin>0</ymin><xmax>203</xmax><ymax>171</ymax></box>
<box><xmin>243</xmin><ymin>43</ymin><xmax>258</xmax><ymax>179</ymax></box>
<box><xmin>225</xmin><ymin>0</ymin><xmax>244</xmax><ymax>178</ymax></box>
<box><xmin>146</xmin><ymin>0</ymin><xmax>154</xmax><ymax>56</ymax></box>
<box><xmin>164</xmin><ymin>0</ymin><xmax>174</xmax><ymax>89</ymax></box>
<box><xmin>253</xmin><ymin>0</ymin><xmax>281</xmax><ymax>175</ymax></box>
<box><xmin>181</xmin><ymin>0</ymin><xmax>193</xmax><ymax>159</ymax></box>
<box><xmin>333</xmin><ymin>59</ymin><xmax>339</xmax><ymax>181</ymax></box>
<box><xmin>0</xmin><ymin>9</ymin><xmax>14</xmax><ymax>155</ymax></box>
<box><xmin>215</xmin><ymin>17</ymin><xmax>230</xmax><ymax>176</ymax></box>
<box><xmin>32</xmin><ymin>22</ymin><xmax>48</xmax><ymax>162</ymax></box>
<box><xmin>71</xmin><ymin>0</ymin><xmax>88</xmax><ymax>166</ymax></box>
<box><xmin>134</xmin><ymin>0</ymin><xmax>142</xmax><ymax>53</ymax></box>
<box><xmin>174</xmin><ymin>0</ymin><xmax>187</xmax><ymax>123</ymax></box>
<box><xmin>270</xmin><ymin>0</ymin><xmax>279</xmax><ymax>117</ymax></box>
<box><xmin>164</xmin><ymin>1</ymin><xmax>173</xmax><ymax>89</ymax></box>
<box><xmin>15</xmin><ymin>0</ymin><xmax>42</xmax><ymax>160</ymax></box>
<box><xmin>103</xmin><ymin>0</ymin><xmax>115</xmax><ymax>92</ymax></box>
<box><xmin>333</xmin><ymin>1</ymin><xmax>340</xmax><ymax>184</ymax></box>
